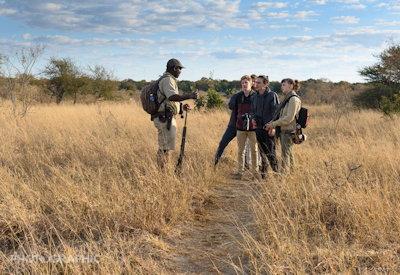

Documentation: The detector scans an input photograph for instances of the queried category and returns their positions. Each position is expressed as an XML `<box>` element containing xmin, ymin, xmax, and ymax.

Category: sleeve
<box><xmin>159</xmin><ymin>77</ymin><xmax>178</xmax><ymax>99</ymax></box>
<box><xmin>270</xmin><ymin>92</ymin><xmax>279</xmax><ymax>118</ymax></box>
<box><xmin>228</xmin><ymin>93</ymin><xmax>238</xmax><ymax>110</ymax></box>
<box><xmin>272</xmin><ymin>97</ymin><xmax>301</xmax><ymax>127</ymax></box>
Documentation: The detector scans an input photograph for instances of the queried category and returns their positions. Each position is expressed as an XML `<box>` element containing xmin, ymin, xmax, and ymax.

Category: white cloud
<box><xmin>348</xmin><ymin>3</ymin><xmax>366</xmax><ymax>9</ymax></box>
<box><xmin>255</xmin><ymin>2</ymin><xmax>288</xmax><ymax>11</ymax></box>
<box><xmin>267</xmin><ymin>12</ymin><xmax>289</xmax><ymax>18</ymax></box>
<box><xmin>22</xmin><ymin>33</ymin><xmax>32</xmax><ymax>40</ymax></box>
<box><xmin>41</xmin><ymin>3</ymin><xmax>63</xmax><ymax>11</ymax></box>
<box><xmin>0</xmin><ymin>0</ymin><xmax>246</xmax><ymax>33</ymax></box>
<box><xmin>0</xmin><ymin>7</ymin><xmax>16</xmax><ymax>15</ymax></box>
<box><xmin>312</xmin><ymin>0</ymin><xmax>327</xmax><ymax>4</ymax></box>
<box><xmin>294</xmin><ymin>10</ymin><xmax>319</xmax><ymax>19</ymax></box>
<box><xmin>375</xmin><ymin>19</ymin><xmax>400</xmax><ymax>26</ymax></box>
<box><xmin>331</xmin><ymin>16</ymin><xmax>360</xmax><ymax>24</ymax></box>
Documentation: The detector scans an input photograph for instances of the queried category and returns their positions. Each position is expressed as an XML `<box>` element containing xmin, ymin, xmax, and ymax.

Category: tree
<box><xmin>206</xmin><ymin>88</ymin><xmax>224</xmax><ymax>109</ymax></box>
<box><xmin>88</xmin><ymin>65</ymin><xmax>117</xmax><ymax>100</ymax></box>
<box><xmin>119</xmin><ymin>79</ymin><xmax>136</xmax><ymax>91</ymax></box>
<box><xmin>3</xmin><ymin>45</ymin><xmax>44</xmax><ymax>116</ymax></box>
<box><xmin>360</xmin><ymin>45</ymin><xmax>400</xmax><ymax>84</ymax></box>
<box><xmin>44</xmin><ymin>57</ymin><xmax>82</xmax><ymax>104</ymax></box>
<box><xmin>355</xmin><ymin>44</ymin><xmax>400</xmax><ymax>114</ymax></box>
<box><xmin>178</xmin><ymin>80</ymin><xmax>195</xmax><ymax>94</ymax></box>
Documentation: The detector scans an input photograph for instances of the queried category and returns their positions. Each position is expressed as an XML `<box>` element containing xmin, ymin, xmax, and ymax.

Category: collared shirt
<box><xmin>157</xmin><ymin>72</ymin><xmax>179</xmax><ymax>115</ymax></box>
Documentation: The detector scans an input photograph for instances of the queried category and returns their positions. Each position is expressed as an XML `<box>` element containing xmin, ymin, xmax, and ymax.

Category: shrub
<box><xmin>206</xmin><ymin>89</ymin><xmax>224</xmax><ymax>109</ymax></box>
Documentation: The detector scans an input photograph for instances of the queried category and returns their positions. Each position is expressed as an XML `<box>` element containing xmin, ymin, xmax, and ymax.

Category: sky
<box><xmin>1</xmin><ymin>0</ymin><xmax>400</xmax><ymax>82</ymax></box>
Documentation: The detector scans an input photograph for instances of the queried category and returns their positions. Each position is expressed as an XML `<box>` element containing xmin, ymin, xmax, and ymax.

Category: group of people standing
<box><xmin>214</xmin><ymin>74</ymin><xmax>302</xmax><ymax>178</ymax></box>
<box><xmin>151</xmin><ymin>59</ymin><xmax>302</xmax><ymax>177</ymax></box>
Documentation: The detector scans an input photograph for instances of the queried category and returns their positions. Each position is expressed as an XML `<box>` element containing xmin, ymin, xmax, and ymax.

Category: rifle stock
<box><xmin>175</xmin><ymin>110</ymin><xmax>188</xmax><ymax>174</ymax></box>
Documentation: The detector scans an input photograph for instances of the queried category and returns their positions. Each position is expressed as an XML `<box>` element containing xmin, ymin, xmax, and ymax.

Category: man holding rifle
<box><xmin>153</xmin><ymin>58</ymin><xmax>198</xmax><ymax>169</ymax></box>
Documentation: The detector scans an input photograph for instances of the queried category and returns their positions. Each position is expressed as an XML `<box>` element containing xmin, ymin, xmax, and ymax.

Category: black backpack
<box><xmin>140</xmin><ymin>76</ymin><xmax>168</xmax><ymax>115</ymax></box>
<box><xmin>275</xmin><ymin>95</ymin><xmax>309</xmax><ymax>128</ymax></box>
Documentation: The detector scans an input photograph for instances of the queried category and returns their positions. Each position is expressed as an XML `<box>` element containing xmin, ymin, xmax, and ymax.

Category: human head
<box><xmin>241</xmin><ymin>75</ymin><xmax>252</xmax><ymax>92</ymax></box>
<box><xmin>255</xmin><ymin>75</ymin><xmax>269</xmax><ymax>92</ymax></box>
<box><xmin>250</xmin><ymin>74</ymin><xmax>257</xmax><ymax>90</ymax></box>
<box><xmin>166</xmin><ymin>58</ymin><xmax>184</xmax><ymax>78</ymax></box>
<box><xmin>281</xmin><ymin>78</ymin><xmax>300</xmax><ymax>94</ymax></box>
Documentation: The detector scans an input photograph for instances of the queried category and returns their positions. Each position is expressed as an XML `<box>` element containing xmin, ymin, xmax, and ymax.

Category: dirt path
<box><xmin>165</xmin><ymin>178</ymin><xmax>260</xmax><ymax>274</ymax></box>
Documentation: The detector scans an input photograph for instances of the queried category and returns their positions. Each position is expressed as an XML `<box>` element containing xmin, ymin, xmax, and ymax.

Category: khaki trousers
<box><xmin>153</xmin><ymin>117</ymin><xmax>177</xmax><ymax>151</ymax></box>
<box><xmin>237</xmin><ymin>130</ymin><xmax>258</xmax><ymax>174</ymax></box>
<box><xmin>280</xmin><ymin>133</ymin><xmax>294</xmax><ymax>172</ymax></box>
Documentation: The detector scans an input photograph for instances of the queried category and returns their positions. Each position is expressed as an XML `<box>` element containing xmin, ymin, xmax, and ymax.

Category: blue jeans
<box><xmin>214</xmin><ymin>125</ymin><xmax>236</xmax><ymax>165</ymax></box>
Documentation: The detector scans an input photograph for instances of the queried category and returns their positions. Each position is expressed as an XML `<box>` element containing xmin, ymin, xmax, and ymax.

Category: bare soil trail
<box><xmin>165</xmin><ymin>177</ymin><xmax>261</xmax><ymax>274</ymax></box>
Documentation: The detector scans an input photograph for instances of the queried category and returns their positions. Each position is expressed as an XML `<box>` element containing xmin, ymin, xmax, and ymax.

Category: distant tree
<box><xmin>3</xmin><ymin>45</ymin><xmax>44</xmax><ymax>116</ymax></box>
<box><xmin>206</xmin><ymin>88</ymin><xmax>224</xmax><ymax>109</ymax></box>
<box><xmin>178</xmin><ymin>80</ymin><xmax>195</xmax><ymax>94</ymax></box>
<box><xmin>44</xmin><ymin>57</ymin><xmax>82</xmax><ymax>104</ymax></box>
<box><xmin>119</xmin><ymin>79</ymin><xmax>136</xmax><ymax>91</ymax></box>
<box><xmin>355</xmin><ymin>44</ymin><xmax>400</xmax><ymax>114</ymax></box>
<box><xmin>360</xmin><ymin>45</ymin><xmax>400</xmax><ymax>84</ymax></box>
<box><xmin>195</xmin><ymin>77</ymin><xmax>213</xmax><ymax>91</ymax></box>
<box><xmin>88</xmin><ymin>65</ymin><xmax>117</xmax><ymax>100</ymax></box>
<box><xmin>134</xmin><ymin>80</ymin><xmax>148</xmax><ymax>90</ymax></box>
<box><xmin>269</xmin><ymin>81</ymin><xmax>281</xmax><ymax>94</ymax></box>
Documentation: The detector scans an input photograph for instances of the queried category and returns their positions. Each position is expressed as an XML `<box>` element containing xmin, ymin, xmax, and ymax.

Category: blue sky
<box><xmin>1</xmin><ymin>0</ymin><xmax>400</xmax><ymax>82</ymax></box>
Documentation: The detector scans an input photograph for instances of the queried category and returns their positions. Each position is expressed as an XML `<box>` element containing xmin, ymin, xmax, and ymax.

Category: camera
<box><xmin>241</xmin><ymin>113</ymin><xmax>253</xmax><ymax>131</ymax></box>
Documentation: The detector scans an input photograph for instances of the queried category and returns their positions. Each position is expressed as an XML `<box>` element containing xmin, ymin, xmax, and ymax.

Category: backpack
<box><xmin>140</xmin><ymin>76</ymin><xmax>168</xmax><ymax>115</ymax></box>
<box><xmin>275</xmin><ymin>94</ymin><xmax>309</xmax><ymax>128</ymax></box>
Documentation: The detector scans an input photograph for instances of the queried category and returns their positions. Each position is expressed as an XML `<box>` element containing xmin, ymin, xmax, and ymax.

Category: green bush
<box><xmin>195</xmin><ymin>94</ymin><xmax>206</xmax><ymax>109</ymax></box>
<box><xmin>380</xmin><ymin>93</ymin><xmax>400</xmax><ymax>115</ymax></box>
<box><xmin>206</xmin><ymin>89</ymin><xmax>224</xmax><ymax>109</ymax></box>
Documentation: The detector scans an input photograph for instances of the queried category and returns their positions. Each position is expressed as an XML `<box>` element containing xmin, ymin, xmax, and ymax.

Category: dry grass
<box><xmin>0</xmin><ymin>102</ymin><xmax>399</xmax><ymax>273</ymax></box>
<box><xmin>0</xmin><ymin>101</ymin><xmax>228</xmax><ymax>273</ymax></box>
<box><xmin>240</xmin><ymin>105</ymin><xmax>400</xmax><ymax>273</ymax></box>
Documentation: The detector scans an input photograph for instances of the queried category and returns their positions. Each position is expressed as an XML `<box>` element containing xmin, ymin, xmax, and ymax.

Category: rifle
<box><xmin>175</xmin><ymin>109</ymin><xmax>188</xmax><ymax>174</ymax></box>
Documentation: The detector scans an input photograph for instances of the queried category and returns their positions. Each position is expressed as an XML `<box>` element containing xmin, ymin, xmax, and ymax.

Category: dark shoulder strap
<box><xmin>273</xmin><ymin>94</ymin><xmax>299</xmax><ymax>120</ymax></box>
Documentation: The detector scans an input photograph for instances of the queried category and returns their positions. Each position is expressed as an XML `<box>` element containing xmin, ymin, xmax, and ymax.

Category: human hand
<box><xmin>183</xmin><ymin>103</ymin><xmax>192</xmax><ymax>111</ymax></box>
<box><xmin>251</xmin><ymin>119</ymin><xmax>257</xmax><ymax>128</ymax></box>
<box><xmin>268</xmin><ymin>128</ymin><xmax>275</xmax><ymax>137</ymax></box>
<box><xmin>264</xmin><ymin>122</ymin><xmax>273</xmax><ymax>131</ymax></box>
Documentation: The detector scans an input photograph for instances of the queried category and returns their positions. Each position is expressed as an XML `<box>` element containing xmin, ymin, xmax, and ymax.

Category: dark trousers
<box><xmin>214</xmin><ymin>125</ymin><xmax>236</xmax><ymax>165</ymax></box>
<box><xmin>255</xmin><ymin>129</ymin><xmax>278</xmax><ymax>173</ymax></box>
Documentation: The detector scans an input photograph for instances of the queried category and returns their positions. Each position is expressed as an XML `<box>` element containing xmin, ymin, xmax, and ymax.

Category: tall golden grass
<box><xmin>0</xmin><ymin>101</ymin><xmax>228</xmax><ymax>273</ymax></box>
<box><xmin>240</xmin><ymin>105</ymin><xmax>400</xmax><ymax>273</ymax></box>
<box><xmin>0</xmin><ymin>102</ymin><xmax>399</xmax><ymax>273</ymax></box>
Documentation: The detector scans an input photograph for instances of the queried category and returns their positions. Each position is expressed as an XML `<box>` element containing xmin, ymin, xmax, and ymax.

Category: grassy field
<box><xmin>241</xmin><ymin>105</ymin><xmax>400</xmax><ymax>273</ymax></box>
<box><xmin>0</xmin><ymin>102</ymin><xmax>399</xmax><ymax>273</ymax></box>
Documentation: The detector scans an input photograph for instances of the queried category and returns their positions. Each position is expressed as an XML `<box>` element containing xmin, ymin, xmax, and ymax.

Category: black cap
<box><xmin>167</xmin><ymin>58</ymin><xmax>184</xmax><ymax>69</ymax></box>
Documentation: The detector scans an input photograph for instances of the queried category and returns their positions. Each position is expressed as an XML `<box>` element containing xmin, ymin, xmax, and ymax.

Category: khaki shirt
<box><xmin>272</xmin><ymin>91</ymin><xmax>301</xmax><ymax>132</ymax></box>
<box><xmin>157</xmin><ymin>72</ymin><xmax>179</xmax><ymax>115</ymax></box>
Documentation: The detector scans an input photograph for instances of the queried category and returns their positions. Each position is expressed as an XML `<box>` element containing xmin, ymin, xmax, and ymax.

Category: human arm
<box><xmin>271</xmin><ymin>97</ymin><xmax>301</xmax><ymax>128</ymax></box>
<box><xmin>160</xmin><ymin>77</ymin><xmax>198</xmax><ymax>102</ymax></box>
<box><xmin>228</xmin><ymin>93</ymin><xmax>238</xmax><ymax>110</ymax></box>
<box><xmin>169</xmin><ymin>92</ymin><xmax>198</xmax><ymax>102</ymax></box>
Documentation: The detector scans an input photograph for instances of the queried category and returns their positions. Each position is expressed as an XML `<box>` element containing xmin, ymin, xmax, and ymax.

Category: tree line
<box><xmin>1</xmin><ymin>44</ymin><xmax>399</xmax><ymax>115</ymax></box>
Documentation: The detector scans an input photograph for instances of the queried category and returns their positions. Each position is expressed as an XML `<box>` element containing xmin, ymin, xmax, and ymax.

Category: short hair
<box><xmin>257</xmin><ymin>75</ymin><xmax>269</xmax><ymax>84</ymax></box>
<box><xmin>241</xmin><ymin>75</ymin><xmax>252</xmax><ymax>82</ymax></box>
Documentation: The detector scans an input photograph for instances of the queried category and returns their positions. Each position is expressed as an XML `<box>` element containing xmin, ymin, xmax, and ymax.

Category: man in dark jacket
<box><xmin>252</xmin><ymin>75</ymin><xmax>279</xmax><ymax>177</ymax></box>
